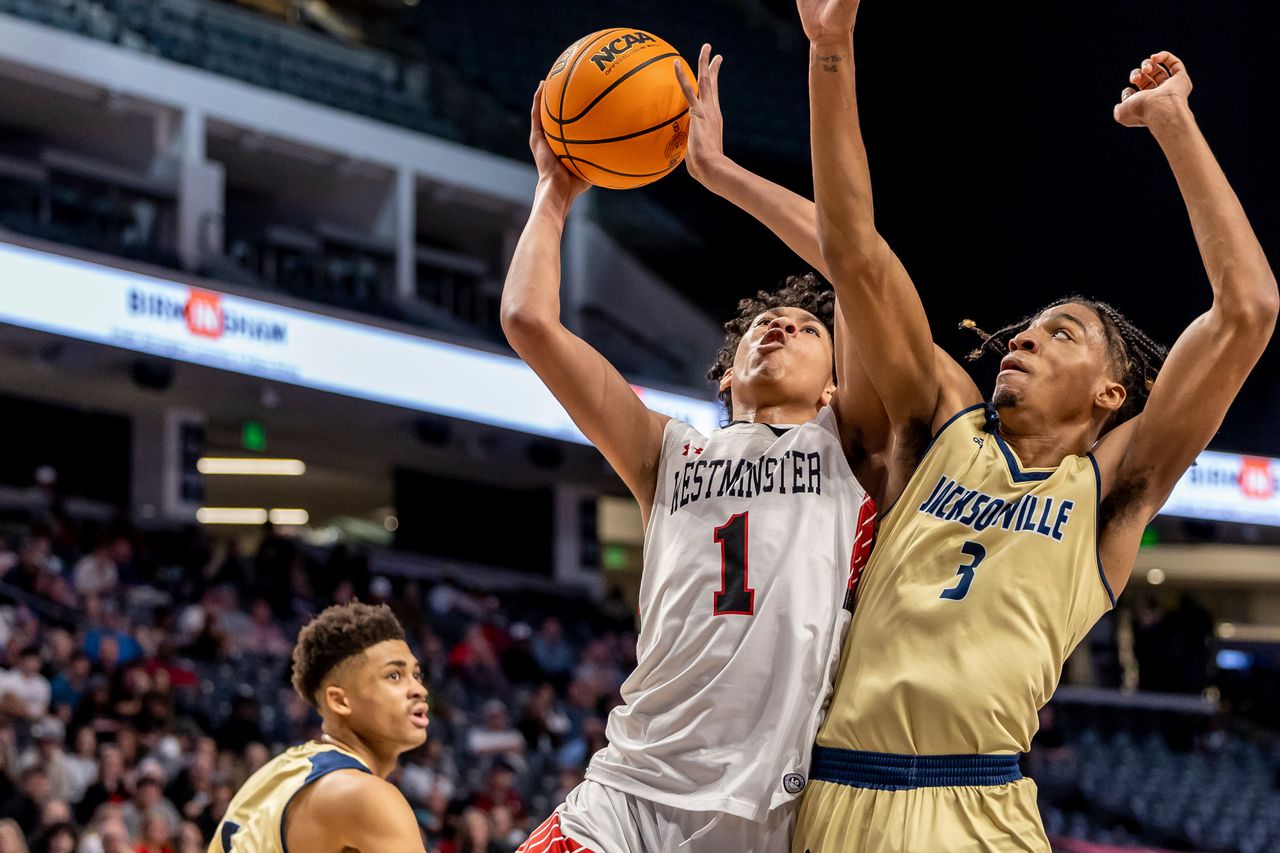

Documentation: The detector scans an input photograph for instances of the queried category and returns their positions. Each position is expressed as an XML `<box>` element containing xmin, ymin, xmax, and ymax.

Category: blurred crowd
<box><xmin>0</xmin><ymin>495</ymin><xmax>639</xmax><ymax>852</ymax></box>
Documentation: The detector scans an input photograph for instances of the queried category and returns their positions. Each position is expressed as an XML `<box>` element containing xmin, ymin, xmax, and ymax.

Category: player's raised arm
<box><xmin>501</xmin><ymin>85</ymin><xmax>670</xmax><ymax>513</ymax></box>
<box><xmin>676</xmin><ymin>44</ymin><xmax>891</xmax><ymax>464</ymax></box>
<box><xmin>1097</xmin><ymin>52</ymin><xmax>1277</xmax><ymax>568</ymax></box>
<box><xmin>801</xmin><ymin>0</ymin><xmax>961</xmax><ymax>447</ymax></box>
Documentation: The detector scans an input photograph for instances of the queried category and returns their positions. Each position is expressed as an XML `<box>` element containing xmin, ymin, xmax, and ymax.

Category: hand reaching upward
<box><xmin>796</xmin><ymin>0</ymin><xmax>859</xmax><ymax>44</ymax></box>
<box><xmin>529</xmin><ymin>83</ymin><xmax>590</xmax><ymax>201</ymax></box>
<box><xmin>1114</xmin><ymin>51</ymin><xmax>1193</xmax><ymax>128</ymax></box>
<box><xmin>674</xmin><ymin>44</ymin><xmax>724</xmax><ymax>187</ymax></box>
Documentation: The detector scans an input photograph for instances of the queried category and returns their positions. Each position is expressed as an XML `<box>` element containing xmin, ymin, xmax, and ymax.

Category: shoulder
<box><xmin>299</xmin><ymin>769</ymin><xmax>405</xmax><ymax>823</ymax></box>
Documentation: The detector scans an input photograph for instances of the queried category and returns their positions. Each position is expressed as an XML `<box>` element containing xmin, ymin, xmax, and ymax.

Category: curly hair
<box><xmin>707</xmin><ymin>273</ymin><xmax>837</xmax><ymax>418</ymax></box>
<box><xmin>962</xmin><ymin>295</ymin><xmax>1167</xmax><ymax>431</ymax></box>
<box><xmin>291</xmin><ymin>601</ymin><xmax>406</xmax><ymax>709</ymax></box>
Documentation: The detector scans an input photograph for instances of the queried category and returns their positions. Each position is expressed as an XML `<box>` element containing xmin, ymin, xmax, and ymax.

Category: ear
<box><xmin>718</xmin><ymin>367</ymin><xmax>733</xmax><ymax>394</ymax></box>
<box><xmin>819</xmin><ymin>377</ymin><xmax>836</xmax><ymax>408</ymax></box>
<box><xmin>1095</xmin><ymin>378</ymin><xmax>1126</xmax><ymax>417</ymax></box>
<box><xmin>322</xmin><ymin>684</ymin><xmax>353</xmax><ymax>719</ymax></box>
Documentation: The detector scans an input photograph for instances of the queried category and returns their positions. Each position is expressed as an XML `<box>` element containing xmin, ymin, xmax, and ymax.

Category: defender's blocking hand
<box><xmin>1114</xmin><ymin>51</ymin><xmax>1193</xmax><ymax>129</ymax></box>
<box><xmin>675</xmin><ymin>44</ymin><xmax>726</xmax><ymax>188</ymax></box>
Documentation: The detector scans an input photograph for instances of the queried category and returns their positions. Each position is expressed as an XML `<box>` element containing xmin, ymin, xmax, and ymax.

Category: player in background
<box><xmin>505</xmin><ymin>78</ymin><xmax>884</xmax><ymax>851</ymax></box>
<box><xmin>793</xmin><ymin>0</ymin><xmax>1278</xmax><ymax>848</ymax></box>
<box><xmin>210</xmin><ymin>602</ymin><xmax>428</xmax><ymax>852</ymax></box>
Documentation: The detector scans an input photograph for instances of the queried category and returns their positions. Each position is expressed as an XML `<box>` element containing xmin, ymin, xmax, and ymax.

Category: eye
<box><xmin>1052</xmin><ymin>328</ymin><xmax>1071</xmax><ymax>341</ymax></box>
<box><xmin>388</xmin><ymin>672</ymin><xmax>400</xmax><ymax>681</ymax></box>
<box><xmin>755</xmin><ymin>317</ymin><xmax>770</xmax><ymax>327</ymax></box>
<box><xmin>804</xmin><ymin>326</ymin><xmax>820</xmax><ymax>336</ymax></box>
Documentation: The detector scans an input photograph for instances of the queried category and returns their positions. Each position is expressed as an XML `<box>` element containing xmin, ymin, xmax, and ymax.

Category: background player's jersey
<box><xmin>586</xmin><ymin>406</ymin><xmax>874</xmax><ymax>822</ymax></box>
<box><xmin>818</xmin><ymin>404</ymin><xmax>1114</xmax><ymax>757</ymax></box>
<box><xmin>207</xmin><ymin>741</ymin><xmax>370</xmax><ymax>853</ymax></box>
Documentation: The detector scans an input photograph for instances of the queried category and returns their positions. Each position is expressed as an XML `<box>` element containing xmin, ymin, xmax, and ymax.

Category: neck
<box><xmin>731</xmin><ymin>401</ymin><xmax>821</xmax><ymax>426</ymax></box>
<box><xmin>995</xmin><ymin>404</ymin><xmax>1099</xmax><ymax>468</ymax></box>
<box><xmin>318</xmin><ymin>727</ymin><xmax>397</xmax><ymax>778</ymax></box>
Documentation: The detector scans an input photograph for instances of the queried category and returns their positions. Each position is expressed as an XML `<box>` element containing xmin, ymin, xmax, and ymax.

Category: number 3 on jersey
<box><xmin>940</xmin><ymin>540</ymin><xmax>986</xmax><ymax>601</ymax></box>
<box><xmin>713</xmin><ymin>512</ymin><xmax>755</xmax><ymax>615</ymax></box>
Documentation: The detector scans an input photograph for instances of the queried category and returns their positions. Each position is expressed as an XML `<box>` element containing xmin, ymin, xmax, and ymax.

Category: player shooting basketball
<box><xmin>504</xmin><ymin>80</ymin><xmax>885</xmax><ymax>851</ymax></box>
<box><xmin>210</xmin><ymin>602</ymin><xmax>428</xmax><ymax>852</ymax></box>
<box><xmin>785</xmin><ymin>0</ymin><xmax>1278</xmax><ymax>849</ymax></box>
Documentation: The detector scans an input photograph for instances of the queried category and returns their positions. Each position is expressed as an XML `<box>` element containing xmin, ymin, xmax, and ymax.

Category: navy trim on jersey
<box><xmin>1087</xmin><ymin>453</ymin><xmax>1117</xmax><ymax>608</ymax></box>
<box><xmin>726</xmin><ymin>420</ymin><xmax>795</xmax><ymax>437</ymax></box>
<box><xmin>280</xmin><ymin>749</ymin><xmax>372</xmax><ymax>853</ymax></box>
<box><xmin>810</xmin><ymin>746</ymin><xmax>1023</xmax><ymax>790</ymax></box>
<box><xmin>879</xmin><ymin>403</ymin><xmax>987</xmax><ymax>525</ymax></box>
<box><xmin>991</xmin><ymin>430</ymin><xmax>1054</xmax><ymax>483</ymax></box>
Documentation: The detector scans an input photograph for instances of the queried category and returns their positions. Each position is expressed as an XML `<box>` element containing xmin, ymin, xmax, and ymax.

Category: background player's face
<box><xmin>341</xmin><ymin>639</ymin><xmax>430</xmax><ymax>751</ymax></box>
<box><xmin>992</xmin><ymin>302</ymin><xmax>1125</xmax><ymax>426</ymax></box>
<box><xmin>725</xmin><ymin>307</ymin><xmax>835</xmax><ymax>414</ymax></box>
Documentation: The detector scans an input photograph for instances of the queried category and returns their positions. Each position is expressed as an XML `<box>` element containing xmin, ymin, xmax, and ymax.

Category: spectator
<box><xmin>0</xmin><ymin>818</ymin><xmax>27</xmax><ymax>853</ymax></box>
<box><xmin>0</xmin><ymin>766</ymin><xmax>48</xmax><ymax>836</ymax></box>
<box><xmin>443</xmin><ymin>807</ymin><xmax>502</xmax><ymax>853</ymax></box>
<box><xmin>0</xmin><ymin>647</ymin><xmax>52</xmax><ymax>720</ymax></box>
<box><xmin>120</xmin><ymin>775</ymin><xmax>180</xmax><ymax>843</ymax></box>
<box><xmin>49</xmin><ymin>653</ymin><xmax>91</xmax><ymax>715</ymax></box>
<box><xmin>62</xmin><ymin>728</ymin><xmax>98</xmax><ymax>807</ymax></box>
<box><xmin>470</xmin><ymin>763</ymin><xmax>525</xmax><ymax>824</ymax></box>
<box><xmin>235</xmin><ymin>600</ymin><xmax>290</xmax><ymax>657</ymax></box>
<box><xmin>19</xmin><ymin>719</ymin><xmax>76</xmax><ymax>803</ymax></box>
<box><xmin>530</xmin><ymin>618</ymin><xmax>575</xmax><ymax>683</ymax></box>
<box><xmin>83</xmin><ymin>812</ymin><xmax>133</xmax><ymax>853</ymax></box>
<box><xmin>517</xmin><ymin>684</ymin><xmax>569</xmax><ymax>754</ymax></box>
<box><xmin>448</xmin><ymin>625</ymin><xmax>506</xmax><ymax>696</ymax></box>
<box><xmin>466</xmin><ymin>701</ymin><xmax>525</xmax><ymax>770</ymax></box>
<box><xmin>133</xmin><ymin>809</ymin><xmax>173</xmax><ymax>853</ymax></box>
<box><xmin>72</xmin><ymin>534</ymin><xmax>128</xmax><ymax>600</ymax></box>
<box><xmin>75</xmin><ymin>746</ymin><xmax>128</xmax><ymax>826</ymax></box>
<box><xmin>173</xmin><ymin>822</ymin><xmax>202</xmax><ymax>853</ymax></box>
<box><xmin>33</xmin><ymin>821</ymin><xmax>77</xmax><ymax>853</ymax></box>
<box><xmin>499</xmin><ymin>624</ymin><xmax>541</xmax><ymax>687</ymax></box>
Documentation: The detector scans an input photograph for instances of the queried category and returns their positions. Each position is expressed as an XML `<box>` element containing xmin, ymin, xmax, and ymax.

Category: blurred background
<box><xmin>0</xmin><ymin>1</ymin><xmax>1276</xmax><ymax>851</ymax></box>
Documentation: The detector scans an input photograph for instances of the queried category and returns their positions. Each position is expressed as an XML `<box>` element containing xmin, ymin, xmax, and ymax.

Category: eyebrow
<box><xmin>381</xmin><ymin>659</ymin><xmax>421</xmax><ymax>670</ymax></box>
<box><xmin>1042</xmin><ymin>311</ymin><xmax>1089</xmax><ymax>333</ymax></box>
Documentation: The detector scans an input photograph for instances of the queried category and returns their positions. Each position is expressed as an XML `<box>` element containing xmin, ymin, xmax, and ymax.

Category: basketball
<box><xmin>541</xmin><ymin>29</ymin><xmax>694</xmax><ymax>190</ymax></box>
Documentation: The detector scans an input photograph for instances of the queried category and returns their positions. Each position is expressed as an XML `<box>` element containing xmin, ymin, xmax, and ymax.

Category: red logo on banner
<box><xmin>1239</xmin><ymin>457</ymin><xmax>1274</xmax><ymax>500</ymax></box>
<box><xmin>185</xmin><ymin>290</ymin><xmax>224</xmax><ymax>339</ymax></box>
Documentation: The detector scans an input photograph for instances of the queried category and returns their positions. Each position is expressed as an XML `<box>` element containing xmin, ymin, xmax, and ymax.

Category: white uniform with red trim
<box><xmin>521</xmin><ymin>406</ymin><xmax>873</xmax><ymax>852</ymax></box>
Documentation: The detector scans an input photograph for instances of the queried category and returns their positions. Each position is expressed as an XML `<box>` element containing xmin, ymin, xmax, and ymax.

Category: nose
<box><xmin>769</xmin><ymin>317</ymin><xmax>798</xmax><ymax>335</ymax></box>
<box><xmin>1009</xmin><ymin>329</ymin><xmax>1039</xmax><ymax>354</ymax></box>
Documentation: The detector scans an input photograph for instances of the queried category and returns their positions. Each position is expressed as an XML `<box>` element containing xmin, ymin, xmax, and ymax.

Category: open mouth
<box><xmin>759</xmin><ymin>329</ymin><xmax>786</xmax><ymax>350</ymax></box>
<box><xmin>999</xmin><ymin>355</ymin><xmax>1028</xmax><ymax>375</ymax></box>
<box><xmin>409</xmin><ymin>706</ymin><xmax>430</xmax><ymax>727</ymax></box>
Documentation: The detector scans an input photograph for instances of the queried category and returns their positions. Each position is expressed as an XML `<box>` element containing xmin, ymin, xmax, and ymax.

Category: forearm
<box><xmin>500</xmin><ymin>183</ymin><xmax>574</xmax><ymax>335</ymax></box>
<box><xmin>808</xmin><ymin>34</ymin><xmax>878</xmax><ymax>263</ymax></box>
<box><xmin>702</xmin><ymin>159</ymin><xmax>828</xmax><ymax>277</ymax></box>
<box><xmin>1151</xmin><ymin>109</ymin><xmax>1278</xmax><ymax>316</ymax></box>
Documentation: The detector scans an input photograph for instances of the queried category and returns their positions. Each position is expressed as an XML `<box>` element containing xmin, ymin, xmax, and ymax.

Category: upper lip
<box><xmin>409</xmin><ymin>703</ymin><xmax>429</xmax><ymax>717</ymax></box>
<box><xmin>1000</xmin><ymin>354</ymin><xmax>1030</xmax><ymax>374</ymax></box>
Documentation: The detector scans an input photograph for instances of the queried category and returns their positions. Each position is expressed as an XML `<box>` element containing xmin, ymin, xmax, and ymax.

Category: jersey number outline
<box><xmin>220</xmin><ymin>821</ymin><xmax>242</xmax><ymax>851</ymax></box>
<box><xmin>940</xmin><ymin>540</ymin><xmax>986</xmax><ymax>601</ymax></box>
<box><xmin>713</xmin><ymin>512</ymin><xmax>756</xmax><ymax>615</ymax></box>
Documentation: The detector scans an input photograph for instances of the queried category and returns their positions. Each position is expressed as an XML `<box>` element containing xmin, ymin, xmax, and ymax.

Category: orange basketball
<box><xmin>541</xmin><ymin>29</ymin><xmax>694</xmax><ymax>190</ymax></box>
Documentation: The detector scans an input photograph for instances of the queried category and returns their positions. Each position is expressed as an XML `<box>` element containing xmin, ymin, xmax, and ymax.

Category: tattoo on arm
<box><xmin>817</xmin><ymin>54</ymin><xmax>842</xmax><ymax>72</ymax></box>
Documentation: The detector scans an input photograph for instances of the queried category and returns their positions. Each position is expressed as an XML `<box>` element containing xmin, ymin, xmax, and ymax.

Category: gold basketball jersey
<box><xmin>208</xmin><ymin>741</ymin><xmax>371</xmax><ymax>853</ymax></box>
<box><xmin>818</xmin><ymin>404</ymin><xmax>1114</xmax><ymax>756</ymax></box>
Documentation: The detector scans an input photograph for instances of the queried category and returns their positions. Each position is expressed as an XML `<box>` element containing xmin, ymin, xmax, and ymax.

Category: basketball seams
<box><xmin>551</xmin><ymin>28</ymin><xmax>628</xmax><ymax>183</ymax></box>
<box><xmin>544</xmin><ymin>107</ymin><xmax>689</xmax><ymax>146</ymax></box>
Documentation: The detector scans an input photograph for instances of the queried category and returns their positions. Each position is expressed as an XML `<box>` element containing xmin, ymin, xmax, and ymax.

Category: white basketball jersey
<box><xmin>585</xmin><ymin>406</ymin><xmax>874</xmax><ymax>822</ymax></box>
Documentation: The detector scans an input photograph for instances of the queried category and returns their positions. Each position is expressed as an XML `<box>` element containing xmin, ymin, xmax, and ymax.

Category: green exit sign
<box><xmin>242</xmin><ymin>420</ymin><xmax>267</xmax><ymax>452</ymax></box>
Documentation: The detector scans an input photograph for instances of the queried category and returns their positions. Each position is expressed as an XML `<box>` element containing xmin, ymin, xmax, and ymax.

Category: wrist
<box><xmin>809</xmin><ymin>34</ymin><xmax>853</xmax><ymax>55</ymax></box>
<box><xmin>534</xmin><ymin>178</ymin><xmax>578</xmax><ymax>216</ymax></box>
<box><xmin>1145</xmin><ymin>102</ymin><xmax>1196</xmax><ymax>138</ymax></box>
<box><xmin>696</xmin><ymin>154</ymin><xmax>737</xmax><ymax>191</ymax></box>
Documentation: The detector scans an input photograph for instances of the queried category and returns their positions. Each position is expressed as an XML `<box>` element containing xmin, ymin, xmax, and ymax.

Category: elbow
<box><xmin>1220</xmin><ymin>275</ymin><xmax>1280</xmax><ymax>338</ymax></box>
<box><xmin>500</xmin><ymin>303</ymin><xmax>558</xmax><ymax>351</ymax></box>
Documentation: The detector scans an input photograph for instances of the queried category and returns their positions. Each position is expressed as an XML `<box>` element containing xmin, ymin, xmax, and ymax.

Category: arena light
<box><xmin>268</xmin><ymin>508</ymin><xmax>310</xmax><ymax>526</ymax></box>
<box><xmin>197</xmin><ymin>457</ymin><xmax>307</xmax><ymax>476</ymax></box>
<box><xmin>197</xmin><ymin>507</ymin><xmax>269</xmax><ymax>525</ymax></box>
<box><xmin>1146</xmin><ymin>568</ymin><xmax>1166</xmax><ymax>586</ymax></box>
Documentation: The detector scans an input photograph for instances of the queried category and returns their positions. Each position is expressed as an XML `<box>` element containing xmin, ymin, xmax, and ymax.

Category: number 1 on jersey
<box><xmin>713</xmin><ymin>512</ymin><xmax>755</xmax><ymax>615</ymax></box>
<box><xmin>940</xmin><ymin>540</ymin><xmax>986</xmax><ymax>601</ymax></box>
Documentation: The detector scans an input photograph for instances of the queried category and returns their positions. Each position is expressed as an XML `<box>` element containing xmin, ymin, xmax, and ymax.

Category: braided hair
<box><xmin>707</xmin><ymin>273</ymin><xmax>836</xmax><ymax>419</ymax></box>
<box><xmin>962</xmin><ymin>295</ymin><xmax>1167</xmax><ymax>431</ymax></box>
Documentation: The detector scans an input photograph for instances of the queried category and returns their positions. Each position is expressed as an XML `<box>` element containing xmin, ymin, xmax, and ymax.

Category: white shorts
<box><xmin>518</xmin><ymin>779</ymin><xmax>794</xmax><ymax>853</ymax></box>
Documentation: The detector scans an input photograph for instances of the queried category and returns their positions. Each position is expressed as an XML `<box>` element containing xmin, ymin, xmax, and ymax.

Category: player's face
<box><xmin>727</xmin><ymin>307</ymin><xmax>835</xmax><ymax>412</ymax></box>
<box><xmin>346</xmin><ymin>640</ymin><xmax>430</xmax><ymax>751</ymax></box>
<box><xmin>992</xmin><ymin>303</ymin><xmax>1124</xmax><ymax>424</ymax></box>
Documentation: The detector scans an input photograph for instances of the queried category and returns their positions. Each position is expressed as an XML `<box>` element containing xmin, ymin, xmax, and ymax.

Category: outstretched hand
<box><xmin>674</xmin><ymin>44</ymin><xmax>725</xmax><ymax>188</ymax></box>
<box><xmin>796</xmin><ymin>0</ymin><xmax>859</xmax><ymax>44</ymax></box>
<box><xmin>1114</xmin><ymin>51</ymin><xmax>1193</xmax><ymax>128</ymax></box>
<box><xmin>529</xmin><ymin>83</ymin><xmax>590</xmax><ymax>202</ymax></box>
